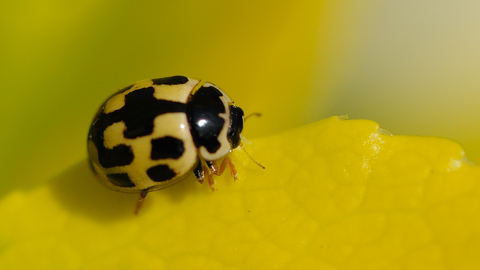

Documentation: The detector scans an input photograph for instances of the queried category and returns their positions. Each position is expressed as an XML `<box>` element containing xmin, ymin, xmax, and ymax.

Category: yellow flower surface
<box><xmin>1</xmin><ymin>116</ymin><xmax>479</xmax><ymax>269</ymax></box>
<box><xmin>2</xmin><ymin>1</ymin><xmax>480</xmax><ymax>269</ymax></box>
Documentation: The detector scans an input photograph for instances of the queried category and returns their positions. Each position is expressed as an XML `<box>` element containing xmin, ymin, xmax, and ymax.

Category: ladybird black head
<box><xmin>227</xmin><ymin>105</ymin><xmax>244</xmax><ymax>149</ymax></box>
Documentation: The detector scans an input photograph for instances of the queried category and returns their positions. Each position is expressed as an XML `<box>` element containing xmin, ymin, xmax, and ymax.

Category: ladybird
<box><xmin>88</xmin><ymin>75</ymin><xmax>263</xmax><ymax>213</ymax></box>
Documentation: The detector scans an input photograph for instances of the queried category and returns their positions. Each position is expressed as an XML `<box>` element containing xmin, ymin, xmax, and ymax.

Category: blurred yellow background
<box><xmin>1</xmin><ymin>0</ymin><xmax>479</xmax><ymax>195</ymax></box>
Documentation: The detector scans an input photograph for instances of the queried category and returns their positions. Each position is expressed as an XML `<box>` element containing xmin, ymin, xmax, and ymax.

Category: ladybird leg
<box><xmin>193</xmin><ymin>158</ymin><xmax>205</xmax><ymax>184</ymax></box>
<box><xmin>223</xmin><ymin>157</ymin><xmax>238</xmax><ymax>180</ymax></box>
<box><xmin>206</xmin><ymin>160</ymin><xmax>219</xmax><ymax>175</ymax></box>
<box><xmin>134</xmin><ymin>189</ymin><xmax>149</xmax><ymax>215</ymax></box>
<box><xmin>207</xmin><ymin>158</ymin><xmax>238</xmax><ymax>180</ymax></box>
<box><xmin>204</xmin><ymin>164</ymin><xmax>216</xmax><ymax>191</ymax></box>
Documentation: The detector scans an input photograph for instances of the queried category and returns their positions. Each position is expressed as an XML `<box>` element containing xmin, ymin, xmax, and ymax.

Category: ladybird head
<box><xmin>227</xmin><ymin>105</ymin><xmax>244</xmax><ymax>149</ymax></box>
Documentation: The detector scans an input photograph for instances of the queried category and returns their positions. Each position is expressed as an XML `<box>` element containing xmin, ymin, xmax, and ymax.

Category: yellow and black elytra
<box><xmin>88</xmin><ymin>76</ymin><xmax>262</xmax><ymax>213</ymax></box>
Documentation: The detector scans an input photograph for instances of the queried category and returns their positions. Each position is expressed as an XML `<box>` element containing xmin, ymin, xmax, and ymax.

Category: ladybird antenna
<box><xmin>240</xmin><ymin>143</ymin><xmax>265</xmax><ymax>169</ymax></box>
<box><xmin>244</xmin><ymin>113</ymin><xmax>262</xmax><ymax>122</ymax></box>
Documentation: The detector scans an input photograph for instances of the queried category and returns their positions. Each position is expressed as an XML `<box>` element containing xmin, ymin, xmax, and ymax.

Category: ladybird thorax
<box><xmin>187</xmin><ymin>83</ymin><xmax>243</xmax><ymax>161</ymax></box>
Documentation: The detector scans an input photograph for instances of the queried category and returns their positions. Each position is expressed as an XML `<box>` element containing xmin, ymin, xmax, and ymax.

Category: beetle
<box><xmin>87</xmin><ymin>75</ymin><xmax>263</xmax><ymax>213</ymax></box>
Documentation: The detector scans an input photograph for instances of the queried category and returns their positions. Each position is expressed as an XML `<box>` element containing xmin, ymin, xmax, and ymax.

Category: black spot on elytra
<box><xmin>89</xmin><ymin>78</ymin><xmax>188</xmax><ymax>169</ymax></box>
<box><xmin>107</xmin><ymin>173</ymin><xmax>135</xmax><ymax>187</ymax></box>
<box><xmin>147</xmin><ymin>165</ymin><xmax>177</xmax><ymax>182</ymax></box>
<box><xmin>121</xmin><ymin>87</ymin><xmax>186</xmax><ymax>138</ymax></box>
<box><xmin>152</xmin><ymin>76</ymin><xmax>189</xmax><ymax>85</ymax></box>
<box><xmin>151</xmin><ymin>136</ymin><xmax>184</xmax><ymax>160</ymax></box>
<box><xmin>98</xmin><ymin>144</ymin><xmax>134</xmax><ymax>168</ymax></box>
<box><xmin>187</xmin><ymin>86</ymin><xmax>225</xmax><ymax>154</ymax></box>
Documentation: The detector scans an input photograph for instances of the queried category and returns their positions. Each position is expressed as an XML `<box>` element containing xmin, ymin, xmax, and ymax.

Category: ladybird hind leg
<box><xmin>206</xmin><ymin>157</ymin><xmax>238</xmax><ymax>180</ymax></box>
<box><xmin>134</xmin><ymin>189</ymin><xmax>149</xmax><ymax>215</ymax></box>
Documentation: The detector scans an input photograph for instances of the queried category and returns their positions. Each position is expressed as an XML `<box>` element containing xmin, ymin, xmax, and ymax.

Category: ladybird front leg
<box><xmin>206</xmin><ymin>160</ymin><xmax>219</xmax><ymax>174</ymax></box>
<box><xmin>194</xmin><ymin>158</ymin><xmax>216</xmax><ymax>190</ymax></box>
<box><xmin>204</xmin><ymin>164</ymin><xmax>216</xmax><ymax>191</ymax></box>
<box><xmin>206</xmin><ymin>157</ymin><xmax>238</xmax><ymax>180</ymax></box>
<box><xmin>193</xmin><ymin>158</ymin><xmax>205</xmax><ymax>184</ymax></box>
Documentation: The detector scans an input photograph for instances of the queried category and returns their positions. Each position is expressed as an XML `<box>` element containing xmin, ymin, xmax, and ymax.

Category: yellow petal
<box><xmin>1</xmin><ymin>116</ymin><xmax>479</xmax><ymax>269</ymax></box>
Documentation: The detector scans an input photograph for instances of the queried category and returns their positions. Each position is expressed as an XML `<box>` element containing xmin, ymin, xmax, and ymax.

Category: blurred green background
<box><xmin>1</xmin><ymin>0</ymin><xmax>480</xmax><ymax>196</ymax></box>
